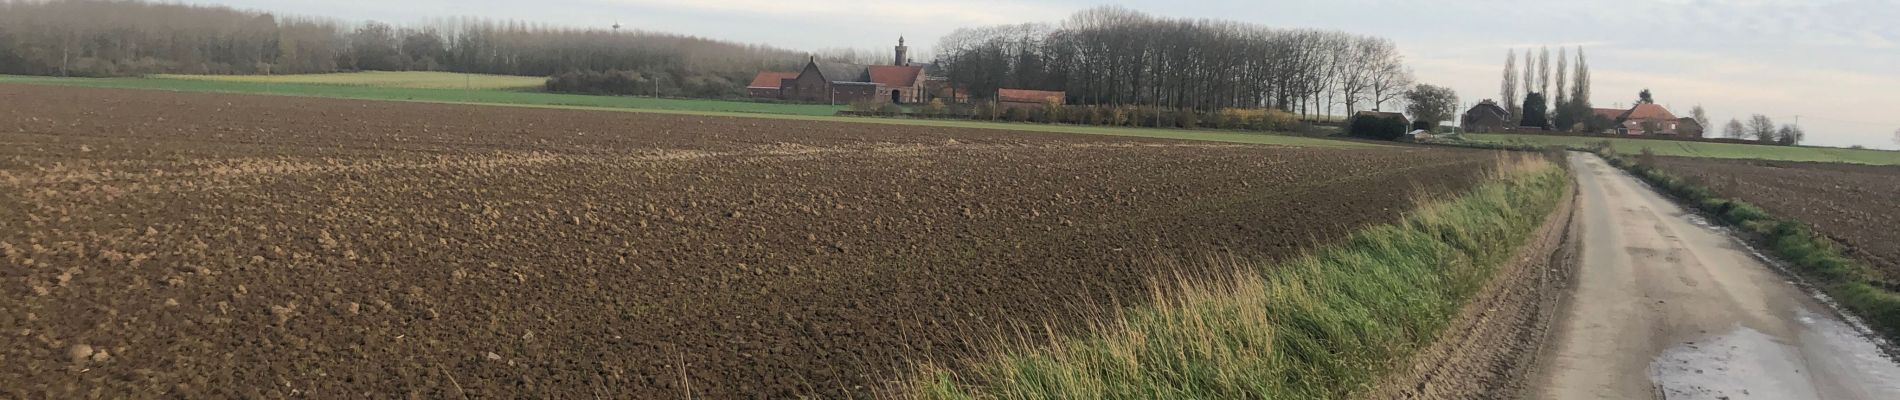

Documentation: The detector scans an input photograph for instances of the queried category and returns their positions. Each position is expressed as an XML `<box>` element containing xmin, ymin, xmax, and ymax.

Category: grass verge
<box><xmin>901</xmin><ymin>152</ymin><xmax>1569</xmax><ymax>399</ymax></box>
<box><xmin>1603</xmin><ymin>151</ymin><xmax>1900</xmax><ymax>340</ymax></box>
<box><xmin>0</xmin><ymin>74</ymin><xmax>1368</xmax><ymax>148</ymax></box>
<box><xmin>1465</xmin><ymin>133</ymin><xmax>1900</xmax><ymax>165</ymax></box>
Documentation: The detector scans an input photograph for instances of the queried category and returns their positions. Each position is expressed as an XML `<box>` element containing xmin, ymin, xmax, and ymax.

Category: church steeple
<box><xmin>894</xmin><ymin>36</ymin><xmax>909</xmax><ymax>66</ymax></box>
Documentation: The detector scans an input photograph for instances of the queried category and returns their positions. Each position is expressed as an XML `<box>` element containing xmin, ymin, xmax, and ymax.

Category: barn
<box><xmin>746</xmin><ymin>72</ymin><xmax>797</xmax><ymax>98</ymax></box>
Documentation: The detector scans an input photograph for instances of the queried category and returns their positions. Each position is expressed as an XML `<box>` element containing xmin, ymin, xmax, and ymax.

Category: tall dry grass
<box><xmin>898</xmin><ymin>151</ymin><xmax>1570</xmax><ymax>399</ymax></box>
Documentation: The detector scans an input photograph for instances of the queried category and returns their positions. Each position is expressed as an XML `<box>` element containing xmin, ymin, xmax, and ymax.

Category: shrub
<box><xmin>545</xmin><ymin>70</ymin><xmax>647</xmax><ymax>95</ymax></box>
<box><xmin>921</xmin><ymin>99</ymin><xmax>948</xmax><ymax>117</ymax></box>
<box><xmin>1348</xmin><ymin>114</ymin><xmax>1408</xmax><ymax>140</ymax></box>
<box><xmin>876</xmin><ymin>102</ymin><xmax>904</xmax><ymax>116</ymax></box>
<box><xmin>1040</xmin><ymin>98</ymin><xmax>1063</xmax><ymax>123</ymax></box>
<box><xmin>1003</xmin><ymin>107</ymin><xmax>1028</xmax><ymax>122</ymax></box>
<box><xmin>973</xmin><ymin>102</ymin><xmax>997</xmax><ymax>121</ymax></box>
<box><xmin>1176</xmin><ymin>109</ymin><xmax>1200</xmax><ymax>129</ymax></box>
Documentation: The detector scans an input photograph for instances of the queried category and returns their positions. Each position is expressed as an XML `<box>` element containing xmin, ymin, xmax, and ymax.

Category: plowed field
<box><xmin>1648</xmin><ymin>156</ymin><xmax>1900</xmax><ymax>285</ymax></box>
<box><xmin>0</xmin><ymin>84</ymin><xmax>1497</xmax><ymax>398</ymax></box>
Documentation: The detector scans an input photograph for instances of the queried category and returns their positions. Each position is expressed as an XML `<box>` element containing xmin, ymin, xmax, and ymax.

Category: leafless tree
<box><xmin>0</xmin><ymin>0</ymin><xmax>813</xmax><ymax>97</ymax></box>
<box><xmin>1537</xmin><ymin>46</ymin><xmax>1551</xmax><ymax>98</ymax></box>
<box><xmin>1724</xmin><ymin>119</ymin><xmax>1747</xmax><ymax>139</ymax></box>
<box><xmin>1747</xmin><ymin>114</ymin><xmax>1778</xmax><ymax>143</ymax></box>
<box><xmin>1690</xmin><ymin>105</ymin><xmax>1709</xmax><ymax>136</ymax></box>
<box><xmin>933</xmin><ymin>7</ymin><xmax>1411</xmax><ymax>118</ymax></box>
<box><xmin>1501</xmin><ymin>49</ymin><xmax>1519</xmax><ymax>123</ymax></box>
<box><xmin>1553</xmin><ymin>47</ymin><xmax>1568</xmax><ymax>107</ymax></box>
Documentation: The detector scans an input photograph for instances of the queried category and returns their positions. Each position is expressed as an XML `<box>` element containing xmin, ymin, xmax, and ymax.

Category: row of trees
<box><xmin>932</xmin><ymin>6</ymin><xmax>1414</xmax><ymax>119</ymax></box>
<box><xmin>1498</xmin><ymin>47</ymin><xmax>1813</xmax><ymax>145</ymax></box>
<box><xmin>0</xmin><ymin>0</ymin><xmax>816</xmax><ymax>98</ymax></box>
<box><xmin>1499</xmin><ymin>46</ymin><xmax>1596</xmax><ymax>131</ymax></box>
<box><xmin>1718</xmin><ymin>115</ymin><xmax>1806</xmax><ymax>145</ymax></box>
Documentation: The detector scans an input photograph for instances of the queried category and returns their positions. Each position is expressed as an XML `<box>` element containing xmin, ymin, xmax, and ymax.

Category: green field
<box><xmin>0</xmin><ymin>74</ymin><xmax>1370</xmax><ymax>148</ymax></box>
<box><xmin>0</xmin><ymin>74</ymin><xmax>846</xmax><ymax>117</ymax></box>
<box><xmin>153</xmin><ymin>71</ymin><xmax>545</xmax><ymax>90</ymax></box>
<box><xmin>1466</xmin><ymin>133</ymin><xmax>1900</xmax><ymax>165</ymax></box>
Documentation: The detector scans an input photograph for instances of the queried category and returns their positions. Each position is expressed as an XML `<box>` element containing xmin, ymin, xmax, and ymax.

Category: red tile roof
<box><xmin>866</xmin><ymin>65</ymin><xmax>923</xmax><ymax>87</ymax></box>
<box><xmin>1623</xmin><ymin>103</ymin><xmax>1678</xmax><ymax>121</ymax></box>
<box><xmin>747</xmin><ymin>71</ymin><xmax>798</xmax><ymax>89</ymax></box>
<box><xmin>998</xmin><ymin>89</ymin><xmax>1065</xmax><ymax>104</ymax></box>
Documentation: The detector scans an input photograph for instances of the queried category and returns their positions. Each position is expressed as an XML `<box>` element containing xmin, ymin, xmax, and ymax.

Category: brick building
<box><xmin>748</xmin><ymin>38</ymin><xmax>928</xmax><ymax>105</ymax></box>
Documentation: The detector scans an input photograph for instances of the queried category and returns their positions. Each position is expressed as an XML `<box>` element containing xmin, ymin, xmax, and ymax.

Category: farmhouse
<box><xmin>996</xmin><ymin>88</ymin><xmax>1065</xmax><ymax>111</ymax></box>
<box><xmin>747</xmin><ymin>38</ymin><xmax>928</xmax><ymax>105</ymax></box>
<box><xmin>1613</xmin><ymin>103</ymin><xmax>1681</xmax><ymax>135</ymax></box>
<box><xmin>1460</xmin><ymin>99</ymin><xmax>1511</xmax><ymax>133</ymax></box>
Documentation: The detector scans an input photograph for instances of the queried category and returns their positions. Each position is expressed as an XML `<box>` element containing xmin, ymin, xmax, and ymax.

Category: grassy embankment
<box><xmin>1465</xmin><ymin>133</ymin><xmax>1900</xmax><ymax>165</ymax></box>
<box><xmin>1605</xmin><ymin>152</ymin><xmax>1900</xmax><ymax>340</ymax></box>
<box><xmin>904</xmin><ymin>153</ymin><xmax>1570</xmax><ymax>399</ymax></box>
<box><xmin>0</xmin><ymin>73</ymin><xmax>1369</xmax><ymax>148</ymax></box>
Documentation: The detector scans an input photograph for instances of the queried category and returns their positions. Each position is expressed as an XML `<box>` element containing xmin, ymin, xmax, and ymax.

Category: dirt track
<box><xmin>1533</xmin><ymin>153</ymin><xmax>1900</xmax><ymax>399</ymax></box>
<box><xmin>1368</xmin><ymin>164</ymin><xmax>1577</xmax><ymax>400</ymax></box>
<box><xmin>0</xmin><ymin>84</ymin><xmax>1499</xmax><ymax>398</ymax></box>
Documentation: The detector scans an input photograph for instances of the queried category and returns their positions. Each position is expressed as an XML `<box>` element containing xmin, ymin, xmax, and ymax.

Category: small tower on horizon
<box><xmin>894</xmin><ymin>36</ymin><xmax>909</xmax><ymax>66</ymax></box>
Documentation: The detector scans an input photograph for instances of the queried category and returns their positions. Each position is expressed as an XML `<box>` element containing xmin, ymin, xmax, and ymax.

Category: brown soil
<box><xmin>0</xmin><ymin>84</ymin><xmax>1498</xmax><ymax>398</ymax></box>
<box><xmin>1649</xmin><ymin>156</ymin><xmax>1900</xmax><ymax>285</ymax></box>
<box><xmin>1367</xmin><ymin>170</ymin><xmax>1579</xmax><ymax>400</ymax></box>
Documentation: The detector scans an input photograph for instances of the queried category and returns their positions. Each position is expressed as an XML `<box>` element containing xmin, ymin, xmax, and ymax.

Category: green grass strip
<box><xmin>152</xmin><ymin>71</ymin><xmax>546</xmax><ymax>90</ymax></box>
<box><xmin>1463</xmin><ymin>133</ymin><xmax>1900</xmax><ymax>165</ymax></box>
<box><xmin>1603</xmin><ymin>153</ymin><xmax>1900</xmax><ymax>340</ymax></box>
<box><xmin>907</xmin><ymin>155</ymin><xmax>1569</xmax><ymax>399</ymax></box>
<box><xmin>0</xmin><ymin>75</ymin><xmax>1370</xmax><ymax>148</ymax></box>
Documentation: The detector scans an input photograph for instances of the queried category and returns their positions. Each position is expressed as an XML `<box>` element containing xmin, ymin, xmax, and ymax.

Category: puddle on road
<box><xmin>1648</xmin><ymin>312</ymin><xmax>1900</xmax><ymax>399</ymax></box>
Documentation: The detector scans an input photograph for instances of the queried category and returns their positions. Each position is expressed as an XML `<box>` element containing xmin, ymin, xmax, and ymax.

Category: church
<box><xmin>747</xmin><ymin>38</ymin><xmax>928</xmax><ymax>105</ymax></box>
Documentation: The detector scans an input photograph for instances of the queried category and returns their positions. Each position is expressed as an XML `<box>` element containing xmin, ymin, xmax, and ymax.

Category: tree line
<box><xmin>0</xmin><ymin>0</ymin><xmax>817</xmax><ymax>97</ymax></box>
<box><xmin>931</xmin><ymin>6</ymin><xmax>1414</xmax><ymax>119</ymax></box>
<box><xmin>1497</xmin><ymin>46</ymin><xmax>1808</xmax><ymax>145</ymax></box>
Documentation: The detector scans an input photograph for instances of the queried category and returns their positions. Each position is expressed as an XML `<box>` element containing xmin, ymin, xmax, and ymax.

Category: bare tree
<box><xmin>1747</xmin><ymin>114</ymin><xmax>1777</xmax><ymax>143</ymax></box>
<box><xmin>1893</xmin><ymin>128</ymin><xmax>1900</xmax><ymax>146</ymax></box>
<box><xmin>1553</xmin><ymin>47</ymin><xmax>1568</xmax><ymax>107</ymax></box>
<box><xmin>1690</xmin><ymin>105</ymin><xmax>1709</xmax><ymax>136</ymax></box>
<box><xmin>1537</xmin><ymin>46</ymin><xmax>1551</xmax><ymax>98</ymax></box>
<box><xmin>1724</xmin><ymin>118</ymin><xmax>1746</xmax><ymax>139</ymax></box>
<box><xmin>1501</xmin><ymin>49</ymin><xmax>1519</xmax><ymax>123</ymax></box>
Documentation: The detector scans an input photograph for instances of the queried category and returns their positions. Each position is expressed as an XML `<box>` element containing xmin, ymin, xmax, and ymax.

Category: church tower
<box><xmin>894</xmin><ymin>37</ymin><xmax>909</xmax><ymax>66</ymax></box>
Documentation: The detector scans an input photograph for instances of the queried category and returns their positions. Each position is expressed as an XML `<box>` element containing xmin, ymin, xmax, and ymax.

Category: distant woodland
<box><xmin>933</xmin><ymin>6</ymin><xmax>1412</xmax><ymax>116</ymax></box>
<box><xmin>0</xmin><ymin>0</ymin><xmax>812</xmax><ymax>97</ymax></box>
<box><xmin>1</xmin><ymin>1</ymin><xmax>1420</xmax><ymax>111</ymax></box>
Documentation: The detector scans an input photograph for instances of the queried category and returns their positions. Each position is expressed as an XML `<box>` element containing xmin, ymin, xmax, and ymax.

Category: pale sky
<box><xmin>192</xmin><ymin>0</ymin><xmax>1900</xmax><ymax>150</ymax></box>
